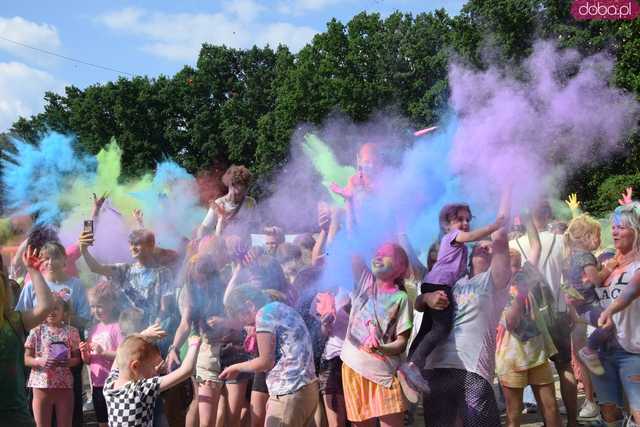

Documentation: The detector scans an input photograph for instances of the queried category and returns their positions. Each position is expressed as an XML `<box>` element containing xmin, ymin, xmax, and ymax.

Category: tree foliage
<box><xmin>3</xmin><ymin>3</ymin><xmax>639</xmax><ymax>214</ymax></box>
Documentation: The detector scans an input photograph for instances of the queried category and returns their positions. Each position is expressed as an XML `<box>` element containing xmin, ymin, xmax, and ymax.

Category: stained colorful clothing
<box><xmin>510</xmin><ymin>231</ymin><xmax>566</xmax><ymax>312</ymax></box>
<box><xmin>255</xmin><ymin>301</ymin><xmax>316</xmax><ymax>396</ymax></box>
<box><xmin>495</xmin><ymin>264</ymin><xmax>557</xmax><ymax>377</ymax></box>
<box><xmin>0</xmin><ymin>312</ymin><xmax>34</xmax><ymax>426</ymax></box>
<box><xmin>341</xmin><ymin>362</ymin><xmax>406</xmax><ymax>422</ymax></box>
<box><xmin>25</xmin><ymin>323</ymin><xmax>80</xmax><ymax>389</ymax></box>
<box><xmin>16</xmin><ymin>277</ymin><xmax>91</xmax><ymax>323</ymax></box>
<box><xmin>424</xmin><ymin>270</ymin><xmax>507</xmax><ymax>384</ymax></box>
<box><xmin>340</xmin><ymin>269</ymin><xmax>412</xmax><ymax>387</ymax></box>
<box><xmin>214</xmin><ymin>194</ymin><xmax>258</xmax><ymax>238</ymax></box>
<box><xmin>425</xmin><ymin>229</ymin><xmax>468</xmax><ymax>286</ymax></box>
<box><xmin>109</xmin><ymin>263</ymin><xmax>174</xmax><ymax>324</ymax></box>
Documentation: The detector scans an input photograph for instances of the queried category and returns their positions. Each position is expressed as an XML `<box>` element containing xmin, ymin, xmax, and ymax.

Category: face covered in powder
<box><xmin>370</xmin><ymin>243</ymin><xmax>408</xmax><ymax>282</ymax></box>
<box><xmin>357</xmin><ymin>143</ymin><xmax>381</xmax><ymax>180</ymax></box>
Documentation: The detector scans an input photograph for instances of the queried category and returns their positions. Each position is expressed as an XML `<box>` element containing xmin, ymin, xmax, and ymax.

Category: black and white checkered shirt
<box><xmin>104</xmin><ymin>368</ymin><xmax>161</xmax><ymax>427</ymax></box>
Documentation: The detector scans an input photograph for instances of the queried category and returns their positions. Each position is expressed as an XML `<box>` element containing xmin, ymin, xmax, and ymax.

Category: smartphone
<box><xmin>83</xmin><ymin>220</ymin><xmax>94</xmax><ymax>234</ymax></box>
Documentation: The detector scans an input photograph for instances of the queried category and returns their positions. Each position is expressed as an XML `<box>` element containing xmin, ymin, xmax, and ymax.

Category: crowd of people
<box><xmin>0</xmin><ymin>154</ymin><xmax>639</xmax><ymax>427</ymax></box>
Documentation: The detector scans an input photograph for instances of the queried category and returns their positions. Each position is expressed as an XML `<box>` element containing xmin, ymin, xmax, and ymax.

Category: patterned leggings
<box><xmin>422</xmin><ymin>369</ymin><xmax>500</xmax><ymax>427</ymax></box>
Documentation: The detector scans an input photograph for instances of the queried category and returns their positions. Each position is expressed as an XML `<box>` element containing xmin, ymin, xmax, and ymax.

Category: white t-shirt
<box><xmin>598</xmin><ymin>261</ymin><xmax>640</xmax><ymax>354</ymax></box>
<box><xmin>510</xmin><ymin>230</ymin><xmax>566</xmax><ymax>312</ymax></box>
<box><xmin>424</xmin><ymin>270</ymin><xmax>508</xmax><ymax>383</ymax></box>
<box><xmin>340</xmin><ymin>270</ymin><xmax>413</xmax><ymax>387</ymax></box>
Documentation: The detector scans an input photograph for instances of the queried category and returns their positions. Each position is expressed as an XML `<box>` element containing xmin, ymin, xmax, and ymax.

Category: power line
<box><xmin>0</xmin><ymin>34</ymin><xmax>134</xmax><ymax>77</ymax></box>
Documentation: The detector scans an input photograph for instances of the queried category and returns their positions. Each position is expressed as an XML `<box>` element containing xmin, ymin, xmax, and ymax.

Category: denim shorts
<box><xmin>590</xmin><ymin>344</ymin><xmax>640</xmax><ymax>411</ymax></box>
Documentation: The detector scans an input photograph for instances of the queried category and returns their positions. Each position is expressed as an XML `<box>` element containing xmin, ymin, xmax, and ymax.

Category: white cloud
<box><xmin>97</xmin><ymin>5</ymin><xmax>318</xmax><ymax>61</ymax></box>
<box><xmin>0</xmin><ymin>61</ymin><xmax>66</xmax><ymax>131</ymax></box>
<box><xmin>0</xmin><ymin>16</ymin><xmax>61</xmax><ymax>66</ymax></box>
<box><xmin>259</xmin><ymin>23</ymin><xmax>317</xmax><ymax>52</ymax></box>
<box><xmin>276</xmin><ymin>0</ymin><xmax>347</xmax><ymax>15</ymax></box>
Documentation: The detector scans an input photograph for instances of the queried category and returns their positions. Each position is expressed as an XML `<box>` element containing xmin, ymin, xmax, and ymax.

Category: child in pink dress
<box><xmin>80</xmin><ymin>282</ymin><xmax>124</xmax><ymax>427</ymax></box>
<box><xmin>24</xmin><ymin>294</ymin><xmax>82</xmax><ymax>427</ymax></box>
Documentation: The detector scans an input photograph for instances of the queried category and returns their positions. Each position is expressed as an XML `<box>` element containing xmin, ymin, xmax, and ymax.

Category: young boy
<box><xmin>104</xmin><ymin>335</ymin><xmax>201</xmax><ymax>427</ymax></box>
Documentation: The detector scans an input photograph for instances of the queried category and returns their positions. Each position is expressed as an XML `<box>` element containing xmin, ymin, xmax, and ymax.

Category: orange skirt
<box><xmin>341</xmin><ymin>362</ymin><xmax>406</xmax><ymax>422</ymax></box>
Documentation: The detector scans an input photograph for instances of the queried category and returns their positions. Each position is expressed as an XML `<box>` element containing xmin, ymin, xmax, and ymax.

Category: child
<box><xmin>103</xmin><ymin>334</ymin><xmax>201</xmax><ymax>427</ymax></box>
<box><xmin>563</xmin><ymin>215</ymin><xmax>617</xmax><ymax>375</ymax></box>
<box><xmin>339</xmin><ymin>243</ymin><xmax>412</xmax><ymax>426</ymax></box>
<box><xmin>402</xmin><ymin>203</ymin><xmax>504</xmax><ymax>393</ymax></box>
<box><xmin>80</xmin><ymin>282</ymin><xmax>124</xmax><ymax>427</ymax></box>
<box><xmin>24</xmin><ymin>294</ymin><xmax>82</xmax><ymax>427</ymax></box>
<box><xmin>16</xmin><ymin>241</ymin><xmax>91</xmax><ymax>328</ymax></box>
<box><xmin>219</xmin><ymin>284</ymin><xmax>319</xmax><ymax>427</ymax></box>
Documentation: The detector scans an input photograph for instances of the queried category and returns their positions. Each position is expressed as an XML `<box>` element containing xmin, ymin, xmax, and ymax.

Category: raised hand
<box><xmin>619</xmin><ymin>187</ymin><xmax>633</xmax><ymax>206</ymax></box>
<box><xmin>140</xmin><ymin>322</ymin><xmax>168</xmax><ymax>341</ymax></box>
<box><xmin>92</xmin><ymin>192</ymin><xmax>109</xmax><ymax>216</ymax></box>
<box><xmin>565</xmin><ymin>193</ymin><xmax>580</xmax><ymax>211</ymax></box>
<box><xmin>78</xmin><ymin>231</ymin><xmax>95</xmax><ymax>249</ymax></box>
<box><xmin>22</xmin><ymin>246</ymin><xmax>42</xmax><ymax>270</ymax></box>
<box><xmin>318</xmin><ymin>203</ymin><xmax>331</xmax><ymax>231</ymax></box>
<box><xmin>132</xmin><ymin>208</ymin><xmax>144</xmax><ymax>227</ymax></box>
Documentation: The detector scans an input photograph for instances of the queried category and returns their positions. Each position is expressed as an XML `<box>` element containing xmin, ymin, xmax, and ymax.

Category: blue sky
<box><xmin>0</xmin><ymin>0</ymin><xmax>465</xmax><ymax>131</ymax></box>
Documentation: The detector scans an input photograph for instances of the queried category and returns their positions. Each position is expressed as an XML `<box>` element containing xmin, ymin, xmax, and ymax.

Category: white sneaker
<box><xmin>578</xmin><ymin>399</ymin><xmax>599</xmax><ymax>419</ymax></box>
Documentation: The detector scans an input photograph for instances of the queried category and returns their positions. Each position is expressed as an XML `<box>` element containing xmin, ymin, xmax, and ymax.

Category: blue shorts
<box><xmin>591</xmin><ymin>344</ymin><xmax>640</xmax><ymax>411</ymax></box>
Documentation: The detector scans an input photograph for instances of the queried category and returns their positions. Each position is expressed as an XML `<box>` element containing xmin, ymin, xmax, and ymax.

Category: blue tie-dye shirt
<box><xmin>255</xmin><ymin>301</ymin><xmax>316</xmax><ymax>395</ymax></box>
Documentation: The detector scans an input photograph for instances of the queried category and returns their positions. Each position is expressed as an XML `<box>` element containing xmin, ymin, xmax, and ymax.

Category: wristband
<box><xmin>189</xmin><ymin>341</ymin><xmax>201</xmax><ymax>348</ymax></box>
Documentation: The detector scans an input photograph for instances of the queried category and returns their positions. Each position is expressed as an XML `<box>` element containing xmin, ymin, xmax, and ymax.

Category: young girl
<box><xmin>402</xmin><ymin>203</ymin><xmax>504</xmax><ymax>392</ymax></box>
<box><xmin>24</xmin><ymin>294</ymin><xmax>82</xmax><ymax>427</ymax></box>
<box><xmin>80</xmin><ymin>282</ymin><xmax>124</xmax><ymax>427</ymax></box>
<box><xmin>340</xmin><ymin>243</ymin><xmax>412</xmax><ymax>427</ymax></box>
<box><xmin>563</xmin><ymin>214</ymin><xmax>617</xmax><ymax>375</ymax></box>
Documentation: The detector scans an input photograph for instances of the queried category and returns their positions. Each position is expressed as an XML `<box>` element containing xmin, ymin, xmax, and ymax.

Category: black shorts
<box><xmin>251</xmin><ymin>372</ymin><xmax>269</xmax><ymax>394</ymax></box>
<box><xmin>549</xmin><ymin>312</ymin><xmax>573</xmax><ymax>367</ymax></box>
<box><xmin>92</xmin><ymin>386</ymin><xmax>108</xmax><ymax>424</ymax></box>
<box><xmin>318</xmin><ymin>357</ymin><xmax>343</xmax><ymax>395</ymax></box>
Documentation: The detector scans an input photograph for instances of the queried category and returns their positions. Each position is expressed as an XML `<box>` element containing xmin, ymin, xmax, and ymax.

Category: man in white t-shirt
<box><xmin>509</xmin><ymin>201</ymin><xmax>578</xmax><ymax>427</ymax></box>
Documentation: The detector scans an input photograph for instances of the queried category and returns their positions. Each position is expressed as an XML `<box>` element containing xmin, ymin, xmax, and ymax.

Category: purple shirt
<box><xmin>425</xmin><ymin>229</ymin><xmax>468</xmax><ymax>286</ymax></box>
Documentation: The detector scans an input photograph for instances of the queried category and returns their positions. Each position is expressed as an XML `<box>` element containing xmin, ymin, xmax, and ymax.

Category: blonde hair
<box><xmin>116</xmin><ymin>334</ymin><xmax>160</xmax><ymax>372</ymax></box>
<box><xmin>613</xmin><ymin>202</ymin><xmax>640</xmax><ymax>253</ymax></box>
<box><xmin>564</xmin><ymin>214</ymin><xmax>601</xmax><ymax>257</ymax></box>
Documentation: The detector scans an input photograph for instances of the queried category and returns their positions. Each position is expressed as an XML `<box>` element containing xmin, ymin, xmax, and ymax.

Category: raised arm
<box><xmin>78</xmin><ymin>232</ymin><xmax>113</xmax><ymax>277</ymax></box>
<box><xmin>490</xmin><ymin>187</ymin><xmax>512</xmax><ymax>290</ymax></box>
<box><xmin>398</xmin><ymin>233</ymin><xmax>427</xmax><ymax>282</ymax></box>
<box><xmin>20</xmin><ymin>247</ymin><xmax>55</xmax><ymax>330</ymax></box>
<box><xmin>312</xmin><ymin>204</ymin><xmax>332</xmax><ymax>267</ymax></box>
<box><xmin>522</xmin><ymin>211</ymin><xmax>541</xmax><ymax>267</ymax></box>
<box><xmin>455</xmin><ymin>215</ymin><xmax>505</xmax><ymax>244</ymax></box>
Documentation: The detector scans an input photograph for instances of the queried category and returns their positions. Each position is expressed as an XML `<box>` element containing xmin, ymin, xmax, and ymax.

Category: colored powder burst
<box><xmin>130</xmin><ymin>161</ymin><xmax>206</xmax><ymax>248</ymax></box>
<box><xmin>2</xmin><ymin>133</ymin><xmax>95</xmax><ymax>225</ymax></box>
<box><xmin>301</xmin><ymin>134</ymin><xmax>355</xmax><ymax>206</ymax></box>
<box><xmin>316</xmin><ymin>115</ymin><xmax>469</xmax><ymax>293</ymax></box>
<box><xmin>0</xmin><ymin>218</ymin><xmax>12</xmax><ymax>244</ymax></box>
